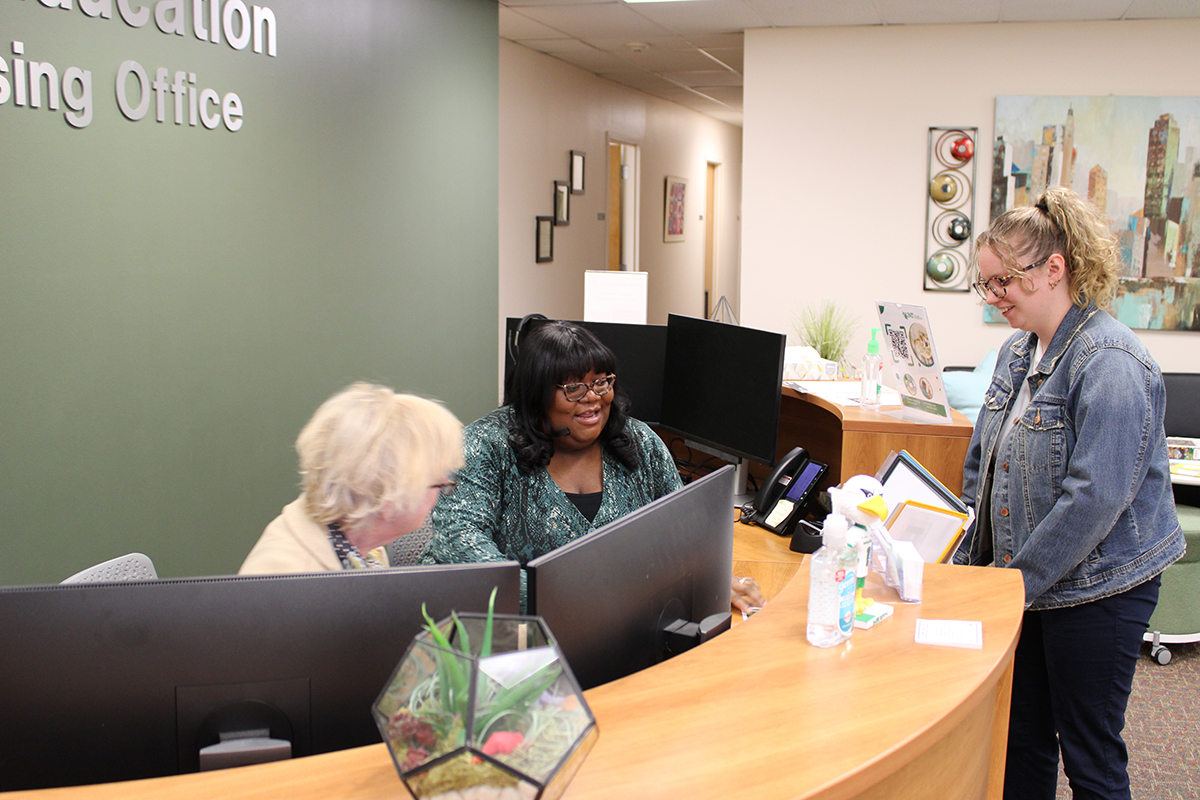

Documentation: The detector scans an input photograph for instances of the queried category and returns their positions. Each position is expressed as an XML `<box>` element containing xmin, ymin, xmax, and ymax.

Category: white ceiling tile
<box><xmin>871</xmin><ymin>0</ymin><xmax>1000</xmax><ymax>25</ymax></box>
<box><xmin>663</xmin><ymin>69</ymin><xmax>743</xmax><ymax>87</ymax></box>
<box><xmin>999</xmin><ymin>0</ymin><xmax>1130</xmax><ymax>23</ymax></box>
<box><xmin>1124</xmin><ymin>0</ymin><xmax>1200</xmax><ymax>19</ymax></box>
<box><xmin>547</xmin><ymin>48</ymin><xmax>641</xmax><ymax>73</ymax></box>
<box><xmin>500</xmin><ymin>0</ymin><xmax>621</xmax><ymax>6</ymax></box>
<box><xmin>514</xmin><ymin>3</ymin><xmax>674</xmax><ymax>39</ymax></box>
<box><xmin>499</xmin><ymin>7</ymin><xmax>572</xmax><ymax>40</ymax></box>
<box><xmin>581</xmin><ymin>35</ymin><xmax>697</xmax><ymax>52</ymax></box>
<box><xmin>685</xmin><ymin>31</ymin><xmax>745</xmax><ymax>49</ymax></box>
<box><xmin>625</xmin><ymin>0</ymin><xmax>770</xmax><ymax>33</ymax></box>
<box><xmin>701</xmin><ymin>47</ymin><xmax>743</xmax><ymax>72</ymax></box>
<box><xmin>745</xmin><ymin>0</ymin><xmax>884</xmax><ymax>27</ymax></box>
<box><xmin>689</xmin><ymin>85</ymin><xmax>743</xmax><ymax>109</ymax></box>
<box><xmin>600</xmin><ymin>47</ymin><xmax>736</xmax><ymax>72</ymax></box>
<box><xmin>510</xmin><ymin>0</ymin><xmax>1200</xmax><ymax>128</ymax></box>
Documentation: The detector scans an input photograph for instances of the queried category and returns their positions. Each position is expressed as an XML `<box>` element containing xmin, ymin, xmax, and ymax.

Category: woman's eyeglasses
<box><xmin>972</xmin><ymin>257</ymin><xmax>1049</xmax><ymax>300</ymax></box>
<box><xmin>556</xmin><ymin>374</ymin><xmax>616</xmax><ymax>402</ymax></box>
<box><xmin>431</xmin><ymin>476</ymin><xmax>458</xmax><ymax>498</ymax></box>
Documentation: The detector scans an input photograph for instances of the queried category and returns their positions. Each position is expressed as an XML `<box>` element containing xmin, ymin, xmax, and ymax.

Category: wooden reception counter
<box><xmin>9</xmin><ymin>521</ymin><xmax>1023</xmax><ymax>800</ymax></box>
<box><xmin>771</xmin><ymin>384</ymin><xmax>975</xmax><ymax>497</ymax></box>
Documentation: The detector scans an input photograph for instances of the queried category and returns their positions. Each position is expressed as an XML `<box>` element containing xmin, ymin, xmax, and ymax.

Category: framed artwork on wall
<box><xmin>990</xmin><ymin>95</ymin><xmax>1200</xmax><ymax>330</ymax></box>
<box><xmin>570</xmin><ymin>150</ymin><xmax>586</xmax><ymax>194</ymax></box>
<box><xmin>664</xmin><ymin>176</ymin><xmax>687</xmax><ymax>243</ymax></box>
<box><xmin>554</xmin><ymin>181</ymin><xmax>570</xmax><ymax>226</ymax></box>
<box><xmin>536</xmin><ymin>216</ymin><xmax>554</xmax><ymax>263</ymax></box>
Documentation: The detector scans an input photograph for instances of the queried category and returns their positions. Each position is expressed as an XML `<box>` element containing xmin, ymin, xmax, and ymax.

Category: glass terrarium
<box><xmin>373</xmin><ymin>608</ymin><xmax>597</xmax><ymax>800</ymax></box>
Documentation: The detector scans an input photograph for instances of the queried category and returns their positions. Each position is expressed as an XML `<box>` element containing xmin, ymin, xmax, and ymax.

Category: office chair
<box><xmin>1144</xmin><ymin>372</ymin><xmax>1200</xmax><ymax>665</ymax></box>
<box><xmin>61</xmin><ymin>552</ymin><xmax>158</xmax><ymax>584</ymax></box>
<box><xmin>386</xmin><ymin>519</ymin><xmax>436</xmax><ymax>566</ymax></box>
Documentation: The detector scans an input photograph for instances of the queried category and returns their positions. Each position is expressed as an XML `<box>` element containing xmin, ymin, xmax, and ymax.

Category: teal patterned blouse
<box><xmin>424</xmin><ymin>407</ymin><xmax>682</xmax><ymax>593</ymax></box>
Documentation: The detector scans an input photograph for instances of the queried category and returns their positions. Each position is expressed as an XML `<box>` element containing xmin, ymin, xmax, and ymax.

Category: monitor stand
<box><xmin>733</xmin><ymin>458</ymin><xmax>753</xmax><ymax>507</ymax></box>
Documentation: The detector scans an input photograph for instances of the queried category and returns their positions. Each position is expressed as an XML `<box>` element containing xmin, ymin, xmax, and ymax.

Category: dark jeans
<box><xmin>1004</xmin><ymin>575</ymin><xmax>1160</xmax><ymax>800</ymax></box>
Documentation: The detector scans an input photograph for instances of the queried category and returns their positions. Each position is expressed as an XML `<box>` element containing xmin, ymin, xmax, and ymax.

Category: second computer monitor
<box><xmin>659</xmin><ymin>313</ymin><xmax>786</xmax><ymax>466</ymax></box>
<box><xmin>526</xmin><ymin>466</ymin><xmax>735</xmax><ymax>690</ymax></box>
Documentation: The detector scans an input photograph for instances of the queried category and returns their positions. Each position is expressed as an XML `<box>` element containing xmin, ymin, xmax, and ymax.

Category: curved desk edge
<box><xmin>5</xmin><ymin>559</ymin><xmax>1023</xmax><ymax>800</ymax></box>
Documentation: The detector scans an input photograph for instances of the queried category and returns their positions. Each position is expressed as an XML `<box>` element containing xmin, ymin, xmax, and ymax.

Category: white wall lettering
<box><xmin>28</xmin><ymin>60</ymin><xmax>61</xmax><ymax>109</ymax></box>
<box><xmin>116</xmin><ymin>0</ymin><xmax>150</xmax><ymax>28</ymax></box>
<box><xmin>115</xmin><ymin>60</ymin><xmax>242</xmax><ymax>130</ymax></box>
<box><xmin>62</xmin><ymin>66</ymin><xmax>92</xmax><ymax>127</ymax></box>
<box><xmin>115</xmin><ymin>59</ymin><xmax>150</xmax><ymax>118</ymax></box>
<box><xmin>79</xmin><ymin>0</ymin><xmax>113</xmax><ymax>19</ymax></box>
<box><xmin>252</xmin><ymin>5</ymin><xmax>275</xmax><ymax>56</ymax></box>
<box><xmin>19</xmin><ymin>0</ymin><xmax>278</xmax><ymax>56</ymax></box>
<box><xmin>222</xmin><ymin>0</ymin><xmax>249</xmax><ymax>50</ymax></box>
<box><xmin>2</xmin><ymin>40</ymin><xmax>91</xmax><ymax>126</ymax></box>
<box><xmin>7</xmin><ymin>0</ymin><xmax>278</xmax><ymax>130</ymax></box>
<box><xmin>155</xmin><ymin>0</ymin><xmax>186</xmax><ymax>36</ymax></box>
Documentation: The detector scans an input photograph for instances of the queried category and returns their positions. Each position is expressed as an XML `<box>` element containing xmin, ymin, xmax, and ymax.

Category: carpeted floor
<box><xmin>1054</xmin><ymin>641</ymin><xmax>1200</xmax><ymax>798</ymax></box>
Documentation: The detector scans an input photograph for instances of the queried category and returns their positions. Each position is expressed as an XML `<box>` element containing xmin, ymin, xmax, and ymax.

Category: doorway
<box><xmin>606</xmin><ymin>140</ymin><xmax>639</xmax><ymax>272</ymax></box>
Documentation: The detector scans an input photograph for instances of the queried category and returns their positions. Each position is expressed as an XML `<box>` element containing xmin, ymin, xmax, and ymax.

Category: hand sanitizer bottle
<box><xmin>806</xmin><ymin>514</ymin><xmax>857</xmax><ymax>648</ymax></box>
<box><xmin>859</xmin><ymin>328</ymin><xmax>884</xmax><ymax>411</ymax></box>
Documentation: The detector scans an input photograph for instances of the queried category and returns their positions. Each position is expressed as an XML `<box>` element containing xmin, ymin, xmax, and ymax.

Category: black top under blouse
<box><xmin>566</xmin><ymin>491</ymin><xmax>603</xmax><ymax>523</ymax></box>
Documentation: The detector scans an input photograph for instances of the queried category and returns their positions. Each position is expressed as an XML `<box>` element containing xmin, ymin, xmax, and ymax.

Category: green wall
<box><xmin>0</xmin><ymin>0</ymin><xmax>499</xmax><ymax>584</ymax></box>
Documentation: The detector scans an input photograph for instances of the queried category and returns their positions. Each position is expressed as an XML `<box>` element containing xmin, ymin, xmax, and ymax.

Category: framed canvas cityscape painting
<box><xmin>989</xmin><ymin>95</ymin><xmax>1200</xmax><ymax>330</ymax></box>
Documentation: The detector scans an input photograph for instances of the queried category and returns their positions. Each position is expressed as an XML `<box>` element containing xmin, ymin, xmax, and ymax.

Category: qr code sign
<box><xmin>887</xmin><ymin>327</ymin><xmax>910</xmax><ymax>363</ymax></box>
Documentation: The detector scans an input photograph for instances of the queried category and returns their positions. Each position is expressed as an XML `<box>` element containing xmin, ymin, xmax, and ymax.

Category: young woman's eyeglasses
<box><xmin>556</xmin><ymin>374</ymin><xmax>616</xmax><ymax>402</ymax></box>
<box><xmin>430</xmin><ymin>476</ymin><xmax>458</xmax><ymax>498</ymax></box>
<box><xmin>972</xmin><ymin>257</ymin><xmax>1049</xmax><ymax>300</ymax></box>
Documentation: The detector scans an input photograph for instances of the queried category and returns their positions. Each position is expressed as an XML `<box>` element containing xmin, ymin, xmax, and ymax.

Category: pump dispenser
<box><xmin>806</xmin><ymin>514</ymin><xmax>857</xmax><ymax>647</ymax></box>
<box><xmin>860</xmin><ymin>328</ymin><xmax>884</xmax><ymax>411</ymax></box>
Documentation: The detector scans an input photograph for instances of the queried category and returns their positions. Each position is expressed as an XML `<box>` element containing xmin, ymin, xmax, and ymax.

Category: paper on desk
<box><xmin>784</xmin><ymin>381</ymin><xmax>903</xmax><ymax>408</ymax></box>
<box><xmin>914</xmin><ymin>619</ymin><xmax>983</xmax><ymax>649</ymax></box>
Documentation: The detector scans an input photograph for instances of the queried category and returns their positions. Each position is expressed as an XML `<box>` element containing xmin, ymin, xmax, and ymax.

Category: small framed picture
<box><xmin>536</xmin><ymin>216</ymin><xmax>554</xmax><ymax>263</ymax></box>
<box><xmin>664</xmin><ymin>175</ymin><xmax>687</xmax><ymax>243</ymax></box>
<box><xmin>554</xmin><ymin>180</ymin><xmax>570</xmax><ymax>226</ymax></box>
<box><xmin>570</xmin><ymin>150</ymin><xmax>585</xmax><ymax>194</ymax></box>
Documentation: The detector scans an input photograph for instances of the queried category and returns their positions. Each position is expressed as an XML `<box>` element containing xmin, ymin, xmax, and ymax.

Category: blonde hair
<box><xmin>296</xmin><ymin>383</ymin><xmax>464</xmax><ymax>529</ymax></box>
<box><xmin>975</xmin><ymin>186</ymin><xmax>1121</xmax><ymax>310</ymax></box>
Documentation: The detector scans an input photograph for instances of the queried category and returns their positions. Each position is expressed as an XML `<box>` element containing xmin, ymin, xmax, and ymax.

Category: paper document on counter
<box><xmin>915</xmin><ymin>619</ymin><xmax>983</xmax><ymax>649</ymax></box>
<box><xmin>784</xmin><ymin>381</ymin><xmax>902</xmax><ymax>407</ymax></box>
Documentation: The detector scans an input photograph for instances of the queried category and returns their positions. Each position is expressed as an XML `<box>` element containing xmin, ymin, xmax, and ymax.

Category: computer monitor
<box><xmin>504</xmin><ymin>316</ymin><xmax>668</xmax><ymax>424</ymax></box>
<box><xmin>526</xmin><ymin>465</ymin><xmax>735</xmax><ymax>690</ymax></box>
<box><xmin>658</xmin><ymin>314</ymin><xmax>786</xmax><ymax>467</ymax></box>
<box><xmin>0</xmin><ymin>562</ymin><xmax>521</xmax><ymax>791</ymax></box>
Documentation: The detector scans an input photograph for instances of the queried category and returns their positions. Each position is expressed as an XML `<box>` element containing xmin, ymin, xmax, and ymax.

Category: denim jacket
<box><xmin>953</xmin><ymin>302</ymin><xmax>1183</xmax><ymax>609</ymax></box>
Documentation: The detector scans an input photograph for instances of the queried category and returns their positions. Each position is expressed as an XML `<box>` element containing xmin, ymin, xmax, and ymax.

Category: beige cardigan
<box><xmin>238</xmin><ymin>494</ymin><xmax>341</xmax><ymax>574</ymax></box>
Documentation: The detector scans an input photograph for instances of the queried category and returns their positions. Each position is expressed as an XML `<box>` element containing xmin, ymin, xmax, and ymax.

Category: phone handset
<box><xmin>743</xmin><ymin>446</ymin><xmax>810</xmax><ymax>526</ymax></box>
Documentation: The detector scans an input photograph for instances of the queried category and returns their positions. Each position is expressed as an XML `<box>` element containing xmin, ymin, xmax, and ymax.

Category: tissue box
<box><xmin>783</xmin><ymin>346</ymin><xmax>838</xmax><ymax>381</ymax></box>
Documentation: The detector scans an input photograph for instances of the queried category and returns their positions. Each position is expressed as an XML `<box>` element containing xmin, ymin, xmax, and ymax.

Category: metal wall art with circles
<box><xmin>924</xmin><ymin>127</ymin><xmax>977</xmax><ymax>292</ymax></box>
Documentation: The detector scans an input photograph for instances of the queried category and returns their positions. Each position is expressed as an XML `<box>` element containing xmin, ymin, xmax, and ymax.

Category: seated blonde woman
<box><xmin>239</xmin><ymin>383</ymin><xmax>463</xmax><ymax>574</ymax></box>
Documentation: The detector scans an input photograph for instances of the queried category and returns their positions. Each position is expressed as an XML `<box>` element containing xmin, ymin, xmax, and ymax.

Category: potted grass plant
<box><xmin>373</xmin><ymin>590</ymin><xmax>597</xmax><ymax>800</ymax></box>
<box><xmin>794</xmin><ymin>300</ymin><xmax>859</xmax><ymax>378</ymax></box>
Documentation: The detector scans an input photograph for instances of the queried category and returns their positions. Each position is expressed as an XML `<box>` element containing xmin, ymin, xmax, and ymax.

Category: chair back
<box><xmin>61</xmin><ymin>553</ymin><xmax>158</xmax><ymax>584</ymax></box>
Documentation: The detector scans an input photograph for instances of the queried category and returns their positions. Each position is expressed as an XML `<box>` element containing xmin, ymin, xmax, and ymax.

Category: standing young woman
<box><xmin>954</xmin><ymin>187</ymin><xmax>1184</xmax><ymax>800</ymax></box>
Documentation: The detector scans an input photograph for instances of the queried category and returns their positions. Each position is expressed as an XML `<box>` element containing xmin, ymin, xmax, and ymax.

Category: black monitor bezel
<box><xmin>0</xmin><ymin>562</ymin><xmax>521</xmax><ymax>791</ymax></box>
<box><xmin>525</xmin><ymin>466</ymin><xmax>735</xmax><ymax>690</ymax></box>
<box><xmin>657</xmin><ymin>314</ymin><xmax>786</xmax><ymax>467</ymax></box>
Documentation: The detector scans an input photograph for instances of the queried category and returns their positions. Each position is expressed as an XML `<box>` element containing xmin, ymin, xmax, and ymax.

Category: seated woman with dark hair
<box><xmin>425</xmin><ymin>321</ymin><xmax>764</xmax><ymax>612</ymax></box>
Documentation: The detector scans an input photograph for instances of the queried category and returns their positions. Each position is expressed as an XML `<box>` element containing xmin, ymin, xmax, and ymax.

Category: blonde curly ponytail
<box><xmin>976</xmin><ymin>186</ymin><xmax>1120</xmax><ymax>310</ymax></box>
